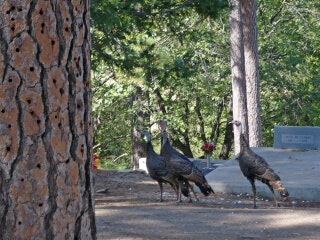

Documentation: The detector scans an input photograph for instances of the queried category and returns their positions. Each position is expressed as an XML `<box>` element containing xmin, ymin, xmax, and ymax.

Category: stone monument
<box><xmin>273</xmin><ymin>125</ymin><xmax>320</xmax><ymax>149</ymax></box>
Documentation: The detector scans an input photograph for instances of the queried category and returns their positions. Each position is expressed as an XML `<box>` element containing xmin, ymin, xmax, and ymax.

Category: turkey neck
<box><xmin>144</xmin><ymin>134</ymin><xmax>156</xmax><ymax>155</ymax></box>
<box><xmin>160</xmin><ymin>131</ymin><xmax>171</xmax><ymax>156</ymax></box>
<box><xmin>161</xmin><ymin>131</ymin><xmax>169</xmax><ymax>147</ymax></box>
<box><xmin>237</xmin><ymin>123</ymin><xmax>250</xmax><ymax>153</ymax></box>
<box><xmin>239</xmin><ymin>133</ymin><xmax>256</xmax><ymax>156</ymax></box>
<box><xmin>146</xmin><ymin>140</ymin><xmax>154</xmax><ymax>154</ymax></box>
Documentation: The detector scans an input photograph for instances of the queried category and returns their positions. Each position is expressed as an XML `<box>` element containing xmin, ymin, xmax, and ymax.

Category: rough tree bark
<box><xmin>0</xmin><ymin>1</ymin><xmax>96</xmax><ymax>239</ymax></box>
<box><xmin>229</xmin><ymin>0</ymin><xmax>249</xmax><ymax>154</ymax></box>
<box><xmin>241</xmin><ymin>0</ymin><xmax>262</xmax><ymax>147</ymax></box>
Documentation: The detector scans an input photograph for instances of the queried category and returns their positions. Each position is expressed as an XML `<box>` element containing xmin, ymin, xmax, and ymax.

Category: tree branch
<box><xmin>195</xmin><ymin>97</ymin><xmax>206</xmax><ymax>142</ymax></box>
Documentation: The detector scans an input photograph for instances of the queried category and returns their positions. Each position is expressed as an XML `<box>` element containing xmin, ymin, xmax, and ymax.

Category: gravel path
<box><xmin>93</xmin><ymin>170</ymin><xmax>320</xmax><ymax>240</ymax></box>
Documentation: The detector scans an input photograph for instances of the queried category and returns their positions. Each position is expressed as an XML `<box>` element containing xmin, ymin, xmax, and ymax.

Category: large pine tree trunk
<box><xmin>0</xmin><ymin>1</ymin><xmax>96</xmax><ymax>239</ymax></box>
<box><xmin>229</xmin><ymin>0</ymin><xmax>249</xmax><ymax>154</ymax></box>
<box><xmin>241</xmin><ymin>0</ymin><xmax>262</xmax><ymax>147</ymax></box>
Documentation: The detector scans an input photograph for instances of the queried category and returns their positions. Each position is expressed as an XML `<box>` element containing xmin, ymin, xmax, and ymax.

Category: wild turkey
<box><xmin>155</xmin><ymin>120</ymin><xmax>214</xmax><ymax>202</ymax></box>
<box><xmin>138</xmin><ymin>130</ymin><xmax>189</xmax><ymax>202</ymax></box>
<box><xmin>229</xmin><ymin>120</ymin><xmax>289</xmax><ymax>208</ymax></box>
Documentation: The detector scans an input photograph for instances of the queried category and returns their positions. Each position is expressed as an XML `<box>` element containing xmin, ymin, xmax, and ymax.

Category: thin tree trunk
<box><xmin>170</xmin><ymin>130</ymin><xmax>194</xmax><ymax>158</ymax></box>
<box><xmin>229</xmin><ymin>0</ymin><xmax>249</xmax><ymax>154</ymax></box>
<box><xmin>0</xmin><ymin>1</ymin><xmax>96</xmax><ymax>239</ymax></box>
<box><xmin>131</xmin><ymin>86</ymin><xmax>149</xmax><ymax>169</ymax></box>
<box><xmin>210</xmin><ymin>95</ymin><xmax>227</xmax><ymax>145</ymax></box>
<box><xmin>131</xmin><ymin>126</ymin><xmax>145</xmax><ymax>169</ymax></box>
<box><xmin>219</xmin><ymin>121</ymin><xmax>234</xmax><ymax>160</ymax></box>
<box><xmin>241</xmin><ymin>0</ymin><xmax>262</xmax><ymax>147</ymax></box>
<box><xmin>195</xmin><ymin>97</ymin><xmax>206</xmax><ymax>142</ymax></box>
<box><xmin>219</xmin><ymin>99</ymin><xmax>234</xmax><ymax>160</ymax></box>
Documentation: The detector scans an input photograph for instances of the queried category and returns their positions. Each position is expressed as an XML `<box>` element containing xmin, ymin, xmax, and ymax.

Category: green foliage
<box><xmin>91</xmin><ymin>0</ymin><xmax>229</xmax><ymax>167</ymax></box>
<box><xmin>92</xmin><ymin>69</ymin><xmax>134</xmax><ymax>169</ymax></box>
<box><xmin>258</xmin><ymin>0</ymin><xmax>320</xmax><ymax>144</ymax></box>
<box><xmin>91</xmin><ymin>0</ymin><xmax>320</xmax><ymax>168</ymax></box>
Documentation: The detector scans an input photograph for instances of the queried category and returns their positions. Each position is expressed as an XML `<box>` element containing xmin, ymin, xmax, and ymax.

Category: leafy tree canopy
<box><xmin>91</xmin><ymin>0</ymin><xmax>320</xmax><ymax>168</ymax></box>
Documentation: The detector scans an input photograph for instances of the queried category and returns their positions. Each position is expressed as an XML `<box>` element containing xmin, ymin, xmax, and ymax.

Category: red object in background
<box><xmin>92</xmin><ymin>154</ymin><xmax>100</xmax><ymax>169</ymax></box>
<box><xmin>201</xmin><ymin>141</ymin><xmax>216</xmax><ymax>154</ymax></box>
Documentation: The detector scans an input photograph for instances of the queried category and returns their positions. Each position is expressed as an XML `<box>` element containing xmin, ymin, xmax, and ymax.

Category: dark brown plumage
<box><xmin>155</xmin><ymin>120</ymin><xmax>214</xmax><ymax>202</ymax></box>
<box><xmin>230</xmin><ymin>120</ymin><xmax>289</xmax><ymax>208</ymax></box>
<box><xmin>139</xmin><ymin>130</ymin><xmax>189</xmax><ymax>202</ymax></box>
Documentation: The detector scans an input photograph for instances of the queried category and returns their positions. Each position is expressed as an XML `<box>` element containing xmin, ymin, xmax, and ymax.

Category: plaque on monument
<box><xmin>273</xmin><ymin>126</ymin><xmax>320</xmax><ymax>149</ymax></box>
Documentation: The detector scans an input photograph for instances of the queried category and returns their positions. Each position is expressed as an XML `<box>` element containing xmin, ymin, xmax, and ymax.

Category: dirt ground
<box><xmin>93</xmin><ymin>169</ymin><xmax>320</xmax><ymax>240</ymax></box>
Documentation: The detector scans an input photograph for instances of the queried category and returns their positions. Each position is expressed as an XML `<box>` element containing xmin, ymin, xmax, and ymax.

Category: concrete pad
<box><xmin>206</xmin><ymin>148</ymin><xmax>320</xmax><ymax>201</ymax></box>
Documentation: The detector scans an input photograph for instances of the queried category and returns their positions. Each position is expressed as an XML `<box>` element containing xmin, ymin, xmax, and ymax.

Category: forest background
<box><xmin>90</xmin><ymin>0</ymin><xmax>320</xmax><ymax>169</ymax></box>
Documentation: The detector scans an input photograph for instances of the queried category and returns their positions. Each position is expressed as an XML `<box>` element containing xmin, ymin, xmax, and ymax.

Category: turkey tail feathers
<box><xmin>279</xmin><ymin>188</ymin><xmax>289</xmax><ymax>199</ymax></box>
<box><xmin>270</xmin><ymin>180</ymin><xmax>289</xmax><ymax>199</ymax></box>
<box><xmin>195</xmin><ymin>181</ymin><xmax>214</xmax><ymax>196</ymax></box>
